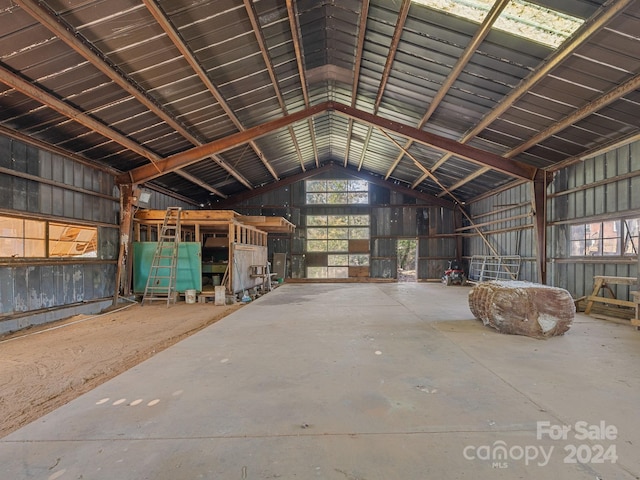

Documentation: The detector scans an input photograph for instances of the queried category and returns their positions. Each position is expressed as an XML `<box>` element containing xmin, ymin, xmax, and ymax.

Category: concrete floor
<box><xmin>2</xmin><ymin>283</ymin><xmax>639</xmax><ymax>479</ymax></box>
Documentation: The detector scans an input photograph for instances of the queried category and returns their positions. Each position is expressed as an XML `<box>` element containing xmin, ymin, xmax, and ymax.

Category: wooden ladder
<box><xmin>142</xmin><ymin>207</ymin><xmax>182</xmax><ymax>306</ymax></box>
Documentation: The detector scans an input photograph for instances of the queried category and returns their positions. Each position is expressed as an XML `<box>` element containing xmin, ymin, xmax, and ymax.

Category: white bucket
<box><xmin>185</xmin><ymin>289</ymin><xmax>197</xmax><ymax>304</ymax></box>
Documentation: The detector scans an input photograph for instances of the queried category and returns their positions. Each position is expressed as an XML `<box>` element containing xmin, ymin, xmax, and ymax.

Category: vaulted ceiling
<box><xmin>0</xmin><ymin>0</ymin><xmax>639</xmax><ymax>207</ymax></box>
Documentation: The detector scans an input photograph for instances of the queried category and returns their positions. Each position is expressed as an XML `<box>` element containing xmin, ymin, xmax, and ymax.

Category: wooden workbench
<box><xmin>584</xmin><ymin>275</ymin><xmax>640</xmax><ymax>327</ymax></box>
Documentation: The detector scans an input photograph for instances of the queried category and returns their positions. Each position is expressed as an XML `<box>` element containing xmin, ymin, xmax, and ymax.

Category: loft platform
<box><xmin>134</xmin><ymin>209</ymin><xmax>295</xmax><ymax>234</ymax></box>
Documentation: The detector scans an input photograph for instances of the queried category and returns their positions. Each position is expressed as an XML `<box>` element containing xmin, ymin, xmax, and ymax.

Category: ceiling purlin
<box><xmin>175</xmin><ymin>170</ymin><xmax>227</xmax><ymax>199</ymax></box>
<box><xmin>118</xmin><ymin>101</ymin><xmax>538</xmax><ymax>187</ymax></box>
<box><xmin>14</xmin><ymin>0</ymin><xmax>245</xmax><ymax>196</ymax></box>
<box><xmin>430</xmin><ymin>0</ymin><xmax>634</xmax><ymax>195</ymax></box>
<box><xmin>242</xmin><ymin>0</ymin><xmax>286</xmax><ymax>179</ymax></box>
<box><xmin>378</xmin><ymin>0</ymin><xmax>512</xmax><ymax>184</ymax></box>
<box><xmin>344</xmin><ymin>0</ymin><xmax>370</xmax><ymax>168</ymax></box>
<box><xmin>140</xmin><ymin>0</ymin><xmax>262</xmax><ymax>189</ymax></box>
<box><xmin>286</xmin><ymin>0</ymin><xmax>319</xmax><ymax>170</ymax></box>
<box><xmin>118</xmin><ymin>102</ymin><xmax>330</xmax><ymax>185</ymax></box>
<box><xmin>506</xmin><ymin>73</ymin><xmax>640</xmax><ymax>158</ymax></box>
<box><xmin>243</xmin><ymin>0</ymin><xmax>308</xmax><ymax>178</ymax></box>
<box><xmin>357</xmin><ymin>0</ymin><xmax>411</xmax><ymax>172</ymax></box>
<box><xmin>0</xmin><ymin>64</ymin><xmax>163</xmax><ymax>173</ymax></box>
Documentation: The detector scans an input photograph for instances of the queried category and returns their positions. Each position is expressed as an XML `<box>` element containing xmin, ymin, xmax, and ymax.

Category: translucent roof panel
<box><xmin>411</xmin><ymin>0</ymin><xmax>585</xmax><ymax>48</ymax></box>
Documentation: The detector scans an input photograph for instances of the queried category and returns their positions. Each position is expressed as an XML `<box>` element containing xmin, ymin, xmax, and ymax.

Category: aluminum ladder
<box><xmin>142</xmin><ymin>207</ymin><xmax>182</xmax><ymax>306</ymax></box>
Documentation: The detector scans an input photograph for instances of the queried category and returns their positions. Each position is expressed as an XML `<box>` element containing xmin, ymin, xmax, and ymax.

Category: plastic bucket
<box><xmin>185</xmin><ymin>289</ymin><xmax>197</xmax><ymax>304</ymax></box>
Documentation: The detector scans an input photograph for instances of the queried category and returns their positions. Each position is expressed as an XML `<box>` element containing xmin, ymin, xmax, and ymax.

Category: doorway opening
<box><xmin>397</xmin><ymin>238</ymin><xmax>417</xmax><ymax>282</ymax></box>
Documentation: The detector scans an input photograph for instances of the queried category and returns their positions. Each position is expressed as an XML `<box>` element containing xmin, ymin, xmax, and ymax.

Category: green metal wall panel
<box><xmin>133</xmin><ymin>242</ymin><xmax>202</xmax><ymax>294</ymax></box>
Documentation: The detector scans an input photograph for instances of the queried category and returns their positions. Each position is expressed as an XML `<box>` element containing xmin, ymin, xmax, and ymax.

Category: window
<box><xmin>49</xmin><ymin>223</ymin><xmax>98</xmax><ymax>257</ymax></box>
<box><xmin>306</xmin><ymin>215</ymin><xmax>370</xmax><ymax>252</ymax></box>
<box><xmin>0</xmin><ymin>217</ymin><xmax>46</xmax><ymax>257</ymax></box>
<box><xmin>412</xmin><ymin>0</ymin><xmax>585</xmax><ymax>49</ymax></box>
<box><xmin>305</xmin><ymin>180</ymin><xmax>368</xmax><ymax>205</ymax></box>
<box><xmin>0</xmin><ymin>215</ymin><xmax>98</xmax><ymax>258</ymax></box>
<box><xmin>305</xmin><ymin>214</ymin><xmax>370</xmax><ymax>278</ymax></box>
<box><xmin>623</xmin><ymin>219</ymin><xmax>639</xmax><ymax>255</ymax></box>
<box><xmin>570</xmin><ymin>220</ymin><xmax>624</xmax><ymax>257</ymax></box>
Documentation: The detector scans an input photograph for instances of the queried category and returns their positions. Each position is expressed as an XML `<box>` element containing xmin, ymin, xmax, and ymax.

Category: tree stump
<box><xmin>468</xmin><ymin>281</ymin><xmax>574</xmax><ymax>338</ymax></box>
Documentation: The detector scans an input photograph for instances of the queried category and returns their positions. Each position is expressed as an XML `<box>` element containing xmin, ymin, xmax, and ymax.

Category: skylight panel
<box><xmin>412</xmin><ymin>0</ymin><xmax>585</xmax><ymax>48</ymax></box>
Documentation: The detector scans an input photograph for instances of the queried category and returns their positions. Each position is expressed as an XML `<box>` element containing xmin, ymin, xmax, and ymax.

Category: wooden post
<box><xmin>531</xmin><ymin>171</ymin><xmax>549</xmax><ymax>284</ymax></box>
<box><xmin>113</xmin><ymin>184</ymin><xmax>136</xmax><ymax>305</ymax></box>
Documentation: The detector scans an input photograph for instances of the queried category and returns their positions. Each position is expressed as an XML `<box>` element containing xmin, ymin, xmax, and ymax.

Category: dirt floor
<box><xmin>0</xmin><ymin>300</ymin><xmax>243</xmax><ymax>438</ymax></box>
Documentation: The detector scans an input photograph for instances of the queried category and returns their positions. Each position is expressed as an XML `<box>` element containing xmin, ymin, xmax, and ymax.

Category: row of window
<box><xmin>306</xmin><ymin>215</ymin><xmax>370</xmax><ymax>254</ymax></box>
<box><xmin>0</xmin><ymin>215</ymin><xmax>98</xmax><ymax>258</ymax></box>
<box><xmin>569</xmin><ymin>219</ymin><xmax>638</xmax><ymax>256</ymax></box>
<box><xmin>305</xmin><ymin>179</ymin><xmax>369</xmax><ymax>205</ymax></box>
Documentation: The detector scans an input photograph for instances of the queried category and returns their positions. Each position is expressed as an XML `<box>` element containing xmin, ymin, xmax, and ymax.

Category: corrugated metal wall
<box><xmin>464</xmin><ymin>139</ymin><xmax>640</xmax><ymax>301</ymax></box>
<box><xmin>548</xmin><ymin>140</ymin><xmax>640</xmax><ymax>299</ymax></box>
<box><xmin>230</xmin><ymin>173</ymin><xmax>458</xmax><ymax>280</ymax></box>
<box><xmin>0</xmin><ymin>135</ymin><xmax>119</xmax><ymax>322</ymax></box>
<box><xmin>464</xmin><ymin>182</ymin><xmax>537</xmax><ymax>282</ymax></box>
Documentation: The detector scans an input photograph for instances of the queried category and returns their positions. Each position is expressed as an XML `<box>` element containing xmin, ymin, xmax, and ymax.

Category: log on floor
<box><xmin>468</xmin><ymin>281</ymin><xmax>575</xmax><ymax>338</ymax></box>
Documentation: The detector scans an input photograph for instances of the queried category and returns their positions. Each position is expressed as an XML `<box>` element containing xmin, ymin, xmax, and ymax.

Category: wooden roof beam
<box><xmin>332</xmin><ymin>103</ymin><xmax>538</xmax><ymax>181</ymax></box>
<box><xmin>118</xmin><ymin>103</ymin><xmax>331</xmax><ymax>185</ymax></box>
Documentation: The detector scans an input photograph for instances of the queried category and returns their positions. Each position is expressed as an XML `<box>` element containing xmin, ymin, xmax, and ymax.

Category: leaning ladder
<box><xmin>142</xmin><ymin>207</ymin><xmax>182</xmax><ymax>306</ymax></box>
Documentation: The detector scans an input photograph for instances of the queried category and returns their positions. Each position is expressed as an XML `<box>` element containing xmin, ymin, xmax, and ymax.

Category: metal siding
<box><xmin>370</xmin><ymin>258</ymin><xmax>395</xmax><ymax>279</ymax></box>
<box><xmin>632</xmin><ymin>142</ymin><xmax>640</xmax><ymax>210</ymax></box>
<box><xmin>547</xmin><ymin>138</ymin><xmax>640</xmax><ymax>298</ymax></box>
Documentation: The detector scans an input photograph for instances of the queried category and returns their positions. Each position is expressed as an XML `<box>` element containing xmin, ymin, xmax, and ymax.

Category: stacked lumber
<box><xmin>468</xmin><ymin>281</ymin><xmax>575</xmax><ymax>338</ymax></box>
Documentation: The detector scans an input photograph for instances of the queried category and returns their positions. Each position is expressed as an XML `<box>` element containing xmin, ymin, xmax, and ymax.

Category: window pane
<box><xmin>327</xmin><ymin>180</ymin><xmax>347</xmax><ymax>191</ymax></box>
<box><xmin>570</xmin><ymin>224</ymin><xmax>585</xmax><ymax>241</ymax></box>
<box><xmin>307</xmin><ymin>228</ymin><xmax>327</xmax><ymax>240</ymax></box>
<box><xmin>25</xmin><ymin>239</ymin><xmax>46</xmax><ymax>257</ymax></box>
<box><xmin>327</xmin><ymin>227</ymin><xmax>349</xmax><ymax>239</ymax></box>
<box><xmin>349</xmin><ymin>215</ymin><xmax>369</xmax><ymax>226</ymax></box>
<box><xmin>585</xmin><ymin>222</ymin><xmax>601</xmax><ymax>255</ymax></box>
<box><xmin>306</xmin><ymin>215</ymin><xmax>327</xmax><ymax>227</ymax></box>
<box><xmin>327</xmin><ymin>192</ymin><xmax>348</xmax><ymax>204</ymax></box>
<box><xmin>328</xmin><ymin>254</ymin><xmax>348</xmax><ymax>266</ymax></box>
<box><xmin>49</xmin><ymin>223</ymin><xmax>98</xmax><ymax>258</ymax></box>
<box><xmin>624</xmin><ymin>219</ymin><xmax>639</xmax><ymax>255</ymax></box>
<box><xmin>24</xmin><ymin>220</ymin><xmax>45</xmax><ymax>239</ymax></box>
<box><xmin>307</xmin><ymin>267</ymin><xmax>328</xmax><ymax>278</ymax></box>
<box><xmin>348</xmin><ymin>180</ymin><xmax>368</xmax><ymax>191</ymax></box>
<box><xmin>307</xmin><ymin>240</ymin><xmax>327</xmax><ymax>252</ymax></box>
<box><xmin>349</xmin><ymin>227</ymin><xmax>370</xmax><ymax>239</ymax></box>
<box><xmin>306</xmin><ymin>192</ymin><xmax>326</xmax><ymax>204</ymax></box>
<box><xmin>348</xmin><ymin>192</ymin><xmax>369</xmax><ymax>204</ymax></box>
<box><xmin>570</xmin><ymin>240</ymin><xmax>585</xmax><ymax>256</ymax></box>
<box><xmin>327</xmin><ymin>215</ymin><xmax>349</xmax><ymax>226</ymax></box>
<box><xmin>327</xmin><ymin>239</ymin><xmax>348</xmax><ymax>252</ymax></box>
<box><xmin>0</xmin><ymin>217</ymin><xmax>23</xmax><ymax>237</ymax></box>
<box><xmin>306</xmin><ymin>180</ymin><xmax>326</xmax><ymax>192</ymax></box>
<box><xmin>349</xmin><ymin>254</ymin><xmax>370</xmax><ymax>266</ymax></box>
<box><xmin>327</xmin><ymin>267</ymin><xmax>348</xmax><ymax>278</ymax></box>
<box><xmin>601</xmin><ymin>220</ymin><xmax>620</xmax><ymax>255</ymax></box>
<box><xmin>0</xmin><ymin>238</ymin><xmax>23</xmax><ymax>257</ymax></box>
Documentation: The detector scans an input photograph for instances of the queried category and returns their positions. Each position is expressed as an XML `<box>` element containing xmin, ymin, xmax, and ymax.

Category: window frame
<box><xmin>569</xmin><ymin>218</ymin><xmax>639</xmax><ymax>257</ymax></box>
<box><xmin>0</xmin><ymin>214</ymin><xmax>99</xmax><ymax>259</ymax></box>
<box><xmin>305</xmin><ymin>179</ymin><xmax>369</xmax><ymax>205</ymax></box>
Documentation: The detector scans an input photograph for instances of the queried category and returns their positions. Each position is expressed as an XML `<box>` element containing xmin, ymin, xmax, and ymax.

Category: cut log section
<box><xmin>468</xmin><ymin>281</ymin><xmax>575</xmax><ymax>338</ymax></box>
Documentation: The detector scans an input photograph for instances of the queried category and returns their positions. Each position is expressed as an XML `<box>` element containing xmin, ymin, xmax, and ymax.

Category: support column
<box><xmin>531</xmin><ymin>171</ymin><xmax>549</xmax><ymax>284</ymax></box>
<box><xmin>113</xmin><ymin>184</ymin><xmax>136</xmax><ymax>305</ymax></box>
<box><xmin>454</xmin><ymin>205</ymin><xmax>464</xmax><ymax>265</ymax></box>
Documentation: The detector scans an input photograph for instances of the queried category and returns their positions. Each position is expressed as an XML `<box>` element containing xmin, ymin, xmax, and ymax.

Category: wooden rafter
<box><xmin>116</xmin><ymin>102</ymin><xmax>539</xmax><ymax>186</ymax></box>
